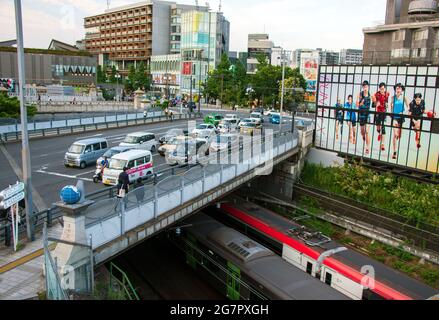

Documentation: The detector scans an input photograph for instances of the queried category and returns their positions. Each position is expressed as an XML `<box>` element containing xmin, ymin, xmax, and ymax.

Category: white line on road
<box><xmin>35</xmin><ymin>170</ymin><xmax>93</xmax><ymax>182</ymax></box>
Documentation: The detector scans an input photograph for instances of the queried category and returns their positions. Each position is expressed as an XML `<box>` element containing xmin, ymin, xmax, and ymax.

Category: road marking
<box><xmin>76</xmin><ymin>170</ymin><xmax>95</xmax><ymax>177</ymax></box>
<box><xmin>0</xmin><ymin>243</ymin><xmax>56</xmax><ymax>274</ymax></box>
<box><xmin>0</xmin><ymin>144</ymin><xmax>47</xmax><ymax>211</ymax></box>
<box><xmin>35</xmin><ymin>170</ymin><xmax>94</xmax><ymax>182</ymax></box>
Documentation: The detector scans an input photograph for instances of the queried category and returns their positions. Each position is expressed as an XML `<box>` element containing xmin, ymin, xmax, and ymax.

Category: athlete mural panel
<box><xmin>316</xmin><ymin>65</ymin><xmax>438</xmax><ymax>174</ymax></box>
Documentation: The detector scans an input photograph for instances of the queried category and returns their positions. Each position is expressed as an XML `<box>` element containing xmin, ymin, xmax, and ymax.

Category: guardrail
<box><xmin>0</xmin><ymin>112</ymin><xmax>202</xmax><ymax>143</ymax></box>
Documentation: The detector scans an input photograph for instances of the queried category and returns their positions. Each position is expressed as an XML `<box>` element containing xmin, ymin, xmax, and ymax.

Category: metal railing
<box><xmin>84</xmin><ymin>131</ymin><xmax>298</xmax><ymax>250</ymax></box>
<box><xmin>360</xmin><ymin>50</ymin><xmax>439</xmax><ymax>66</ymax></box>
<box><xmin>0</xmin><ymin>129</ymin><xmax>298</xmax><ymax>246</ymax></box>
<box><xmin>0</xmin><ymin>112</ymin><xmax>202</xmax><ymax>142</ymax></box>
<box><xmin>109</xmin><ymin>262</ymin><xmax>140</xmax><ymax>300</ymax></box>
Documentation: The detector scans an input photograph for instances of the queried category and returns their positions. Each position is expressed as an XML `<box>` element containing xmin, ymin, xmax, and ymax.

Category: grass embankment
<box><xmin>299</xmin><ymin>162</ymin><xmax>439</xmax><ymax>228</ymax></box>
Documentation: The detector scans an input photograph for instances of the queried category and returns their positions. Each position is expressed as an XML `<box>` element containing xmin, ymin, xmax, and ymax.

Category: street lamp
<box><xmin>115</xmin><ymin>73</ymin><xmax>121</xmax><ymax>101</ymax></box>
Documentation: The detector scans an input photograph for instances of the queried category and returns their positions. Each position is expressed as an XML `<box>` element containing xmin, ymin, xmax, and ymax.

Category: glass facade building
<box><xmin>180</xmin><ymin>11</ymin><xmax>230</xmax><ymax>96</ymax></box>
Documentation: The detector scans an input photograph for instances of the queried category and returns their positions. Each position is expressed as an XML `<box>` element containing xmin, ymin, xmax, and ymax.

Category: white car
<box><xmin>192</xmin><ymin>123</ymin><xmax>217</xmax><ymax>138</ymax></box>
<box><xmin>210</xmin><ymin>134</ymin><xmax>240</xmax><ymax>153</ymax></box>
<box><xmin>120</xmin><ymin>132</ymin><xmax>158</xmax><ymax>153</ymax></box>
<box><xmin>250</xmin><ymin>112</ymin><xmax>264</xmax><ymax>124</ymax></box>
<box><xmin>223</xmin><ymin>114</ymin><xmax>239</xmax><ymax>123</ymax></box>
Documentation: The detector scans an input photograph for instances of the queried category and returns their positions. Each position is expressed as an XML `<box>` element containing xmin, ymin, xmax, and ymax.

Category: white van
<box><xmin>120</xmin><ymin>132</ymin><xmax>158</xmax><ymax>152</ymax></box>
<box><xmin>103</xmin><ymin>150</ymin><xmax>154</xmax><ymax>186</ymax></box>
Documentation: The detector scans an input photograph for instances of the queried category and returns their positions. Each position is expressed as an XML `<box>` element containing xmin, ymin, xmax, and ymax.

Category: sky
<box><xmin>0</xmin><ymin>0</ymin><xmax>387</xmax><ymax>52</ymax></box>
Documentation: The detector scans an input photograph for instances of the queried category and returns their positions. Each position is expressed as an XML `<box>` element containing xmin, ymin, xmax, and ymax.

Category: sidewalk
<box><xmin>0</xmin><ymin>223</ymin><xmax>62</xmax><ymax>300</ymax></box>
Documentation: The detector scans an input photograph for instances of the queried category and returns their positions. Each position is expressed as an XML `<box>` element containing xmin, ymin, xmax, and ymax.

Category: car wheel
<box><xmin>80</xmin><ymin>162</ymin><xmax>87</xmax><ymax>169</ymax></box>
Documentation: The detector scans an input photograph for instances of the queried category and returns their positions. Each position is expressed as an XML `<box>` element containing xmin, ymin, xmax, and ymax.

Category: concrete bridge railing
<box><xmin>80</xmin><ymin>131</ymin><xmax>301</xmax><ymax>264</ymax></box>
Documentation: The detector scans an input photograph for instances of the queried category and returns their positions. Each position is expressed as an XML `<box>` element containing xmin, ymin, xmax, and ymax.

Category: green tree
<box><xmin>250</xmin><ymin>58</ymin><xmax>298</xmax><ymax>108</ymax></box>
<box><xmin>279</xmin><ymin>68</ymin><xmax>307</xmax><ymax>111</ymax></box>
<box><xmin>109</xmin><ymin>65</ymin><xmax>117</xmax><ymax>84</ymax></box>
<box><xmin>0</xmin><ymin>94</ymin><xmax>37</xmax><ymax>119</ymax></box>
<box><xmin>204</xmin><ymin>54</ymin><xmax>247</xmax><ymax>106</ymax></box>
<box><xmin>97</xmin><ymin>65</ymin><xmax>107</xmax><ymax>84</ymax></box>
<box><xmin>125</xmin><ymin>62</ymin><xmax>151</xmax><ymax>93</ymax></box>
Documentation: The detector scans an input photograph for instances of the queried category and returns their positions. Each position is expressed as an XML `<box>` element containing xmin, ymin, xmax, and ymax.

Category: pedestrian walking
<box><xmin>117</xmin><ymin>167</ymin><xmax>130</xmax><ymax>198</ymax></box>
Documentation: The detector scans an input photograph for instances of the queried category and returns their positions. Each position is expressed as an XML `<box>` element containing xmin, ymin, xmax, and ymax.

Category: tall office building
<box><xmin>180</xmin><ymin>10</ymin><xmax>230</xmax><ymax>96</ymax></box>
<box><xmin>319</xmin><ymin>50</ymin><xmax>340</xmax><ymax>65</ymax></box>
<box><xmin>340</xmin><ymin>49</ymin><xmax>363</xmax><ymax>64</ymax></box>
<box><xmin>246</xmin><ymin>34</ymin><xmax>274</xmax><ymax>73</ymax></box>
<box><xmin>363</xmin><ymin>0</ymin><xmax>439</xmax><ymax>64</ymax></box>
<box><xmin>84</xmin><ymin>1</ymin><xmax>207</xmax><ymax>73</ymax></box>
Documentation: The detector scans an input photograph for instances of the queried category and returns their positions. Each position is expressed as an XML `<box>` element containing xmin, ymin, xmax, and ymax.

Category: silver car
<box><xmin>64</xmin><ymin>138</ymin><xmax>109</xmax><ymax>169</ymax></box>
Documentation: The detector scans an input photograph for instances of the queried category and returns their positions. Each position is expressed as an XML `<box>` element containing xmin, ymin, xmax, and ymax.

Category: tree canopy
<box><xmin>124</xmin><ymin>62</ymin><xmax>150</xmax><ymax>93</ymax></box>
<box><xmin>0</xmin><ymin>94</ymin><xmax>37</xmax><ymax>119</ymax></box>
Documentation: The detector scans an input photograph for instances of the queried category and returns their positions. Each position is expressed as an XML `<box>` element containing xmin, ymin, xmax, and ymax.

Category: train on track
<box><xmin>212</xmin><ymin>197</ymin><xmax>438</xmax><ymax>300</ymax></box>
<box><xmin>169</xmin><ymin>213</ymin><xmax>349</xmax><ymax>300</ymax></box>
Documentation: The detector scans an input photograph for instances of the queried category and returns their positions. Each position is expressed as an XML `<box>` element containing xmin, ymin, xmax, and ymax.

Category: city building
<box><xmin>150</xmin><ymin>53</ymin><xmax>181</xmax><ymax>96</ymax></box>
<box><xmin>169</xmin><ymin>3</ymin><xmax>209</xmax><ymax>54</ymax></box>
<box><xmin>271</xmin><ymin>46</ymin><xmax>292</xmax><ymax>67</ymax></box>
<box><xmin>247</xmin><ymin>34</ymin><xmax>274</xmax><ymax>73</ymax></box>
<box><xmin>319</xmin><ymin>49</ymin><xmax>340</xmax><ymax>65</ymax></box>
<box><xmin>84</xmin><ymin>1</ymin><xmax>207</xmax><ymax>74</ymax></box>
<box><xmin>340</xmin><ymin>49</ymin><xmax>363</xmax><ymax>64</ymax></box>
<box><xmin>363</xmin><ymin>0</ymin><xmax>439</xmax><ymax>64</ymax></box>
<box><xmin>292</xmin><ymin>49</ymin><xmax>317</xmax><ymax>68</ymax></box>
<box><xmin>48</xmin><ymin>39</ymin><xmax>80</xmax><ymax>52</ymax></box>
<box><xmin>0</xmin><ymin>46</ymin><xmax>97</xmax><ymax>87</ymax></box>
<box><xmin>179</xmin><ymin>10</ymin><xmax>230</xmax><ymax>97</ymax></box>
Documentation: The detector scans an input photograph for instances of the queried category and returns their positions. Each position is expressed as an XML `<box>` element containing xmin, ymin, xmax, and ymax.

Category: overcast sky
<box><xmin>0</xmin><ymin>0</ymin><xmax>386</xmax><ymax>51</ymax></box>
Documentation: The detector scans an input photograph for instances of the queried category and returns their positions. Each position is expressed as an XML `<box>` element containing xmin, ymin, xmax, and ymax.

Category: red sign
<box><xmin>183</xmin><ymin>62</ymin><xmax>192</xmax><ymax>75</ymax></box>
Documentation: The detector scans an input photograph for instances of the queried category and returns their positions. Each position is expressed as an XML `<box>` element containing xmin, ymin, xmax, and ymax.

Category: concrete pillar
<box><xmin>134</xmin><ymin>88</ymin><xmax>145</xmax><ymax>110</ymax></box>
<box><xmin>51</xmin><ymin>200</ymin><xmax>94</xmax><ymax>294</ymax></box>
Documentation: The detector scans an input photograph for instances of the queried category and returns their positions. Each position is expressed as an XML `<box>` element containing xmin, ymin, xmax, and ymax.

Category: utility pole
<box><xmin>198</xmin><ymin>49</ymin><xmax>203</xmax><ymax>113</ymax></box>
<box><xmin>14</xmin><ymin>0</ymin><xmax>34</xmax><ymax>241</ymax></box>
<box><xmin>280</xmin><ymin>49</ymin><xmax>286</xmax><ymax>133</ymax></box>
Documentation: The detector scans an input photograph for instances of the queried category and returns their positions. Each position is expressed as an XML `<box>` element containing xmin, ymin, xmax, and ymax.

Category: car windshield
<box><xmin>242</xmin><ymin>119</ymin><xmax>251</xmax><ymax>123</ymax></box>
<box><xmin>243</xmin><ymin>123</ymin><xmax>256</xmax><ymax>128</ymax></box>
<box><xmin>215</xmin><ymin>116</ymin><xmax>223</xmax><ymax>120</ymax></box>
<box><xmin>124</xmin><ymin>136</ymin><xmax>140</xmax><ymax>144</ymax></box>
<box><xmin>109</xmin><ymin>159</ymin><xmax>127</xmax><ymax>170</ymax></box>
<box><xmin>103</xmin><ymin>149</ymin><xmax>119</xmax><ymax>158</ymax></box>
<box><xmin>197</xmin><ymin>124</ymin><xmax>208</xmax><ymax>130</ymax></box>
<box><xmin>251</xmin><ymin>114</ymin><xmax>260</xmax><ymax>118</ymax></box>
<box><xmin>68</xmin><ymin>144</ymin><xmax>85</xmax><ymax>154</ymax></box>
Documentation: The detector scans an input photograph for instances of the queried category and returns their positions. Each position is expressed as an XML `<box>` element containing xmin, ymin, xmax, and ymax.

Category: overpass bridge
<box><xmin>47</xmin><ymin>126</ymin><xmax>314</xmax><ymax>296</ymax></box>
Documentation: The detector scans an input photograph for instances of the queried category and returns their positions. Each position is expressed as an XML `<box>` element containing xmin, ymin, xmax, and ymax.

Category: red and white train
<box><xmin>216</xmin><ymin>198</ymin><xmax>438</xmax><ymax>300</ymax></box>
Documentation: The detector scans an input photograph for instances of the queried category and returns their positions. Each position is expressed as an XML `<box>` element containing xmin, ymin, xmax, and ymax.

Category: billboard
<box><xmin>316</xmin><ymin>65</ymin><xmax>438</xmax><ymax>174</ymax></box>
<box><xmin>300</xmin><ymin>52</ymin><xmax>319</xmax><ymax>103</ymax></box>
<box><xmin>182</xmin><ymin>62</ymin><xmax>192</xmax><ymax>75</ymax></box>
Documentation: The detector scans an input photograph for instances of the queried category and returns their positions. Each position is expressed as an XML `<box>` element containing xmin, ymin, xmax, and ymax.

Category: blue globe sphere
<box><xmin>60</xmin><ymin>186</ymin><xmax>81</xmax><ymax>205</ymax></box>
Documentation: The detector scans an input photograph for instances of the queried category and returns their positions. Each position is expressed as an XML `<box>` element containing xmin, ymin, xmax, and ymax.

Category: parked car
<box><xmin>209</xmin><ymin>134</ymin><xmax>240</xmax><ymax>153</ymax></box>
<box><xmin>96</xmin><ymin>146</ymin><xmax>134</xmax><ymax>168</ymax></box>
<box><xmin>270</xmin><ymin>112</ymin><xmax>281</xmax><ymax>124</ymax></box>
<box><xmin>204</xmin><ymin>114</ymin><xmax>224</xmax><ymax>127</ymax></box>
<box><xmin>103</xmin><ymin>150</ymin><xmax>154</xmax><ymax>186</ymax></box>
<box><xmin>192</xmin><ymin>123</ymin><xmax>217</xmax><ymax>139</ymax></box>
<box><xmin>158</xmin><ymin>136</ymin><xmax>189</xmax><ymax>156</ymax></box>
<box><xmin>64</xmin><ymin>138</ymin><xmax>109</xmax><ymax>169</ymax></box>
<box><xmin>166</xmin><ymin>139</ymin><xmax>210</xmax><ymax>167</ymax></box>
<box><xmin>120</xmin><ymin>132</ymin><xmax>158</xmax><ymax>152</ymax></box>
<box><xmin>250</xmin><ymin>112</ymin><xmax>264</xmax><ymax>124</ymax></box>
<box><xmin>237</xmin><ymin>118</ymin><xmax>253</xmax><ymax>130</ymax></box>
<box><xmin>240</xmin><ymin>122</ymin><xmax>262</xmax><ymax>136</ymax></box>
<box><xmin>159</xmin><ymin>129</ymin><xmax>189</xmax><ymax>145</ymax></box>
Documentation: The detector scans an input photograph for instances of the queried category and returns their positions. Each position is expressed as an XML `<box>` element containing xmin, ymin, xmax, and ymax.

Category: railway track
<box><xmin>293</xmin><ymin>183</ymin><xmax>439</xmax><ymax>253</ymax></box>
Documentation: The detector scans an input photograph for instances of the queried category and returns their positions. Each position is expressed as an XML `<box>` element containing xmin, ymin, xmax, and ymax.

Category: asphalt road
<box><xmin>0</xmin><ymin>110</ymin><xmax>294</xmax><ymax>212</ymax></box>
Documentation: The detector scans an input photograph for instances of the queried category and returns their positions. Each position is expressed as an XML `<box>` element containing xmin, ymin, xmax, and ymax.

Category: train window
<box><xmin>325</xmin><ymin>272</ymin><xmax>333</xmax><ymax>286</ymax></box>
<box><xmin>306</xmin><ymin>262</ymin><xmax>313</xmax><ymax>275</ymax></box>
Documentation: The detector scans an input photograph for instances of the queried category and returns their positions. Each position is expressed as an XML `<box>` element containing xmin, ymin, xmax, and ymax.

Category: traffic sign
<box><xmin>0</xmin><ymin>182</ymin><xmax>25</xmax><ymax>202</ymax></box>
<box><xmin>0</xmin><ymin>191</ymin><xmax>25</xmax><ymax>210</ymax></box>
